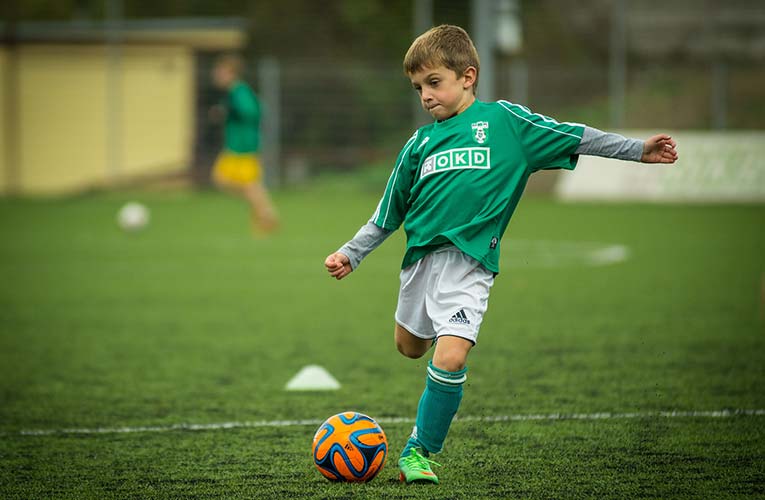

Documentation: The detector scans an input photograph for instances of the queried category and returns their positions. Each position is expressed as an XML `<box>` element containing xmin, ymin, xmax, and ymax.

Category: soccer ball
<box><xmin>312</xmin><ymin>412</ymin><xmax>387</xmax><ymax>482</ymax></box>
<box><xmin>117</xmin><ymin>202</ymin><xmax>149</xmax><ymax>231</ymax></box>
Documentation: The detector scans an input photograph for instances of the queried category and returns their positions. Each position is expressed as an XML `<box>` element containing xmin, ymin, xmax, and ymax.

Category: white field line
<box><xmin>500</xmin><ymin>240</ymin><xmax>630</xmax><ymax>269</ymax></box>
<box><xmin>11</xmin><ymin>409</ymin><xmax>765</xmax><ymax>437</ymax></box>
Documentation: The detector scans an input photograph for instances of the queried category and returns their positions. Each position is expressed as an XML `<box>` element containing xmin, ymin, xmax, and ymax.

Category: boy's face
<box><xmin>409</xmin><ymin>65</ymin><xmax>476</xmax><ymax>121</ymax></box>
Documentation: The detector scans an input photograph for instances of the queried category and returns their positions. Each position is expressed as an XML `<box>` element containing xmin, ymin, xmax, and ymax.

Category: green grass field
<box><xmin>1</xmin><ymin>179</ymin><xmax>764</xmax><ymax>499</ymax></box>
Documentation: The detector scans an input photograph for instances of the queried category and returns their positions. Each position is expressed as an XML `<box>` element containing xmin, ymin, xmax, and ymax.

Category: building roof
<box><xmin>1</xmin><ymin>17</ymin><xmax>248</xmax><ymax>49</ymax></box>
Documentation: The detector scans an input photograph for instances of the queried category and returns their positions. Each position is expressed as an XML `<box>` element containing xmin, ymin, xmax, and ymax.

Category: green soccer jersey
<box><xmin>372</xmin><ymin>99</ymin><xmax>584</xmax><ymax>273</ymax></box>
<box><xmin>224</xmin><ymin>80</ymin><xmax>261</xmax><ymax>153</ymax></box>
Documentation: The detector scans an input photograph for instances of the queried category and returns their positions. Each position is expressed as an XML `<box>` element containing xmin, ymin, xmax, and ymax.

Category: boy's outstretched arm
<box><xmin>641</xmin><ymin>134</ymin><xmax>678</xmax><ymax>163</ymax></box>
<box><xmin>575</xmin><ymin>127</ymin><xmax>678</xmax><ymax>164</ymax></box>
<box><xmin>324</xmin><ymin>221</ymin><xmax>392</xmax><ymax>281</ymax></box>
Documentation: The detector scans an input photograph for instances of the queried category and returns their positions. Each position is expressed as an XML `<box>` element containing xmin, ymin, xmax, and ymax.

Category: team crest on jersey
<box><xmin>471</xmin><ymin>121</ymin><xmax>489</xmax><ymax>144</ymax></box>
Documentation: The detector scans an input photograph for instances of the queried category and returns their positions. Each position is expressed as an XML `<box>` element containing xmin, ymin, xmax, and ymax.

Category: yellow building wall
<box><xmin>18</xmin><ymin>45</ymin><xmax>108</xmax><ymax>194</ymax></box>
<box><xmin>121</xmin><ymin>46</ymin><xmax>194</xmax><ymax>177</ymax></box>
<box><xmin>14</xmin><ymin>44</ymin><xmax>194</xmax><ymax>195</ymax></box>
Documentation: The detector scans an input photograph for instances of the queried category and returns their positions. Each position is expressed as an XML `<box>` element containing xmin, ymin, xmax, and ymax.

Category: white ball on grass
<box><xmin>117</xmin><ymin>202</ymin><xmax>150</xmax><ymax>231</ymax></box>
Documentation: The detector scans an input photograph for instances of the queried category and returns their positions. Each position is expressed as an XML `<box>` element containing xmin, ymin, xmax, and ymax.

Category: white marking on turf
<box><xmin>587</xmin><ymin>244</ymin><xmax>630</xmax><ymax>266</ymax></box>
<box><xmin>285</xmin><ymin>365</ymin><xmax>340</xmax><ymax>391</ymax></box>
<box><xmin>500</xmin><ymin>239</ymin><xmax>630</xmax><ymax>269</ymax></box>
<box><xmin>12</xmin><ymin>409</ymin><xmax>765</xmax><ymax>437</ymax></box>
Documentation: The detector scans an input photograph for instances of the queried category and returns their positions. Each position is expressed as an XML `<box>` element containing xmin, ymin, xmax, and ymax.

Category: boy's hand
<box><xmin>641</xmin><ymin>134</ymin><xmax>678</xmax><ymax>164</ymax></box>
<box><xmin>325</xmin><ymin>252</ymin><xmax>352</xmax><ymax>280</ymax></box>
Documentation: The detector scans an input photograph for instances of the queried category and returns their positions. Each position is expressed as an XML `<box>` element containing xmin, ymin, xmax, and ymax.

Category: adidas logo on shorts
<box><xmin>448</xmin><ymin>309</ymin><xmax>470</xmax><ymax>325</ymax></box>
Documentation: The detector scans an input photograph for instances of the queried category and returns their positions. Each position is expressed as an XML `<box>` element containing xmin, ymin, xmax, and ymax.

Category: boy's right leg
<box><xmin>398</xmin><ymin>335</ymin><xmax>471</xmax><ymax>484</ymax></box>
<box><xmin>393</xmin><ymin>323</ymin><xmax>441</xmax><ymax>484</ymax></box>
<box><xmin>394</xmin><ymin>249</ymin><xmax>492</xmax><ymax>484</ymax></box>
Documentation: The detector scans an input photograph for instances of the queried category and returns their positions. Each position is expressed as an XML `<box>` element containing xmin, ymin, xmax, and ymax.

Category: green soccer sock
<box><xmin>401</xmin><ymin>360</ymin><xmax>467</xmax><ymax>458</ymax></box>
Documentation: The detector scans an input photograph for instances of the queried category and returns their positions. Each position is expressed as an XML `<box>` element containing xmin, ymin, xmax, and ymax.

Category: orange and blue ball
<box><xmin>312</xmin><ymin>412</ymin><xmax>387</xmax><ymax>482</ymax></box>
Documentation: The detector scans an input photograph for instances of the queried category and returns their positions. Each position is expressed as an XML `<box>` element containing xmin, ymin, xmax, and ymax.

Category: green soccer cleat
<box><xmin>398</xmin><ymin>448</ymin><xmax>441</xmax><ymax>484</ymax></box>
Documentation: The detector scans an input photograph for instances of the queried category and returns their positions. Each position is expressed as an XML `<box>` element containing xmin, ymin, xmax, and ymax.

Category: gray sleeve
<box><xmin>337</xmin><ymin>221</ymin><xmax>393</xmax><ymax>270</ymax></box>
<box><xmin>575</xmin><ymin>126</ymin><xmax>644</xmax><ymax>162</ymax></box>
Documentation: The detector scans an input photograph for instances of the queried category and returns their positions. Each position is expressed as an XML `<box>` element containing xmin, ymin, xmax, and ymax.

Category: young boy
<box><xmin>211</xmin><ymin>54</ymin><xmax>279</xmax><ymax>234</ymax></box>
<box><xmin>324</xmin><ymin>25</ymin><xmax>677</xmax><ymax>484</ymax></box>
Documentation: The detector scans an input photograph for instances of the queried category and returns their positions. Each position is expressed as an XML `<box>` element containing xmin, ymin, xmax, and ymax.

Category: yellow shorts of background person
<box><xmin>213</xmin><ymin>152</ymin><xmax>262</xmax><ymax>186</ymax></box>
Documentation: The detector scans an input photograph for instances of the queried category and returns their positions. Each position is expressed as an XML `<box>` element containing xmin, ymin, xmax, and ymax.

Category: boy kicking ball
<box><xmin>325</xmin><ymin>25</ymin><xmax>677</xmax><ymax>485</ymax></box>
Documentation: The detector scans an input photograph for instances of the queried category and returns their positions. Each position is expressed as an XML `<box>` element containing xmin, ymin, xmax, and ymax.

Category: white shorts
<box><xmin>395</xmin><ymin>246</ymin><xmax>495</xmax><ymax>345</ymax></box>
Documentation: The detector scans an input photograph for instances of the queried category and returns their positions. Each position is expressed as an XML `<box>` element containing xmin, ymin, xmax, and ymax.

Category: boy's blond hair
<box><xmin>403</xmin><ymin>25</ymin><xmax>481</xmax><ymax>94</ymax></box>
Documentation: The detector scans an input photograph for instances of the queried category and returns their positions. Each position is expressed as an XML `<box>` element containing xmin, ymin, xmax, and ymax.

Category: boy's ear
<box><xmin>462</xmin><ymin>66</ymin><xmax>477</xmax><ymax>90</ymax></box>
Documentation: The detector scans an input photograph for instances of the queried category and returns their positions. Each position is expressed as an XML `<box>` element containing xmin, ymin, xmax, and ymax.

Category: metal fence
<box><xmin>195</xmin><ymin>55</ymin><xmax>764</xmax><ymax>187</ymax></box>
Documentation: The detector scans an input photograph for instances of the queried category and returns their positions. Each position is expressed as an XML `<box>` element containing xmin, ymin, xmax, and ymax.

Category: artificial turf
<box><xmin>1</xmin><ymin>181</ymin><xmax>763</xmax><ymax>499</ymax></box>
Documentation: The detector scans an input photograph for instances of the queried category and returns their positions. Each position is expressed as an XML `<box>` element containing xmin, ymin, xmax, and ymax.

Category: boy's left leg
<box><xmin>400</xmin><ymin>336</ymin><xmax>471</xmax><ymax>455</ymax></box>
<box><xmin>399</xmin><ymin>336</ymin><xmax>471</xmax><ymax>484</ymax></box>
<box><xmin>394</xmin><ymin>323</ymin><xmax>432</xmax><ymax>359</ymax></box>
<box><xmin>397</xmin><ymin>248</ymin><xmax>494</xmax><ymax>484</ymax></box>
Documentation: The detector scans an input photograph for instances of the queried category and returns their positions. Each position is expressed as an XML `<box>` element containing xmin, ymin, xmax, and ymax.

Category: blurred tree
<box><xmin>248</xmin><ymin>0</ymin><xmax>411</xmax><ymax>61</ymax></box>
<box><xmin>7</xmin><ymin>0</ymin><xmax>414</xmax><ymax>62</ymax></box>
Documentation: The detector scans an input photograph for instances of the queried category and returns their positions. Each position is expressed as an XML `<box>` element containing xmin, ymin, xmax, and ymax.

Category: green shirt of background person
<box><xmin>223</xmin><ymin>79</ymin><xmax>261</xmax><ymax>154</ymax></box>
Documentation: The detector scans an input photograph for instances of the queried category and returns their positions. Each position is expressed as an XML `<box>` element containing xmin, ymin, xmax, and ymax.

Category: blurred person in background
<box><xmin>211</xmin><ymin>54</ymin><xmax>279</xmax><ymax>235</ymax></box>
